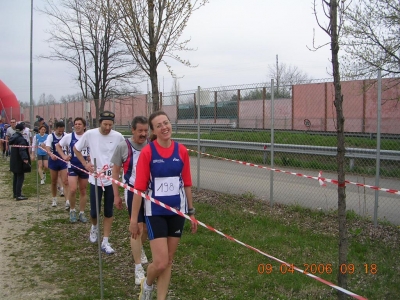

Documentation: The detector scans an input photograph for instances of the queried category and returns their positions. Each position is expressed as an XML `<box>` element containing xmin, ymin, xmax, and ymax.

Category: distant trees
<box><xmin>115</xmin><ymin>0</ymin><xmax>208</xmax><ymax>111</ymax></box>
<box><xmin>268</xmin><ymin>61</ymin><xmax>311</xmax><ymax>98</ymax></box>
<box><xmin>342</xmin><ymin>0</ymin><xmax>400</xmax><ymax>78</ymax></box>
<box><xmin>37</xmin><ymin>93</ymin><xmax>56</xmax><ymax>105</ymax></box>
<box><xmin>169</xmin><ymin>77</ymin><xmax>181</xmax><ymax>105</ymax></box>
<box><xmin>40</xmin><ymin>0</ymin><xmax>141</xmax><ymax>122</ymax></box>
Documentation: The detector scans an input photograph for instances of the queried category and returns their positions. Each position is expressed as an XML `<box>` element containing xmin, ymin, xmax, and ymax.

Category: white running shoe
<box><xmin>40</xmin><ymin>178</ymin><xmax>45</xmax><ymax>185</ymax></box>
<box><xmin>89</xmin><ymin>227</ymin><xmax>98</xmax><ymax>243</ymax></box>
<box><xmin>51</xmin><ymin>199</ymin><xmax>57</xmax><ymax>207</ymax></box>
<box><xmin>141</xmin><ymin>248</ymin><xmax>148</xmax><ymax>264</ymax></box>
<box><xmin>65</xmin><ymin>200</ymin><xmax>70</xmax><ymax>210</ymax></box>
<box><xmin>101</xmin><ymin>242</ymin><xmax>115</xmax><ymax>255</ymax></box>
<box><xmin>135</xmin><ymin>266</ymin><xmax>146</xmax><ymax>285</ymax></box>
<box><xmin>139</xmin><ymin>278</ymin><xmax>153</xmax><ymax>300</ymax></box>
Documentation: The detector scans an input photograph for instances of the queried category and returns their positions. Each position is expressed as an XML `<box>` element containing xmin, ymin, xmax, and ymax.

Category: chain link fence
<box><xmin>21</xmin><ymin>77</ymin><xmax>400</xmax><ymax>225</ymax></box>
<box><xmin>159</xmin><ymin>77</ymin><xmax>400</xmax><ymax>226</ymax></box>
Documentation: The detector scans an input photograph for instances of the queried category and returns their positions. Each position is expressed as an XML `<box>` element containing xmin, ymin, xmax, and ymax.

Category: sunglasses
<box><xmin>100</xmin><ymin>112</ymin><xmax>115</xmax><ymax>118</ymax></box>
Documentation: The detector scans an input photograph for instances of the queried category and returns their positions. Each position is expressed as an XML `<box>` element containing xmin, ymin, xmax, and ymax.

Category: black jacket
<box><xmin>9</xmin><ymin>131</ymin><xmax>31</xmax><ymax>173</ymax></box>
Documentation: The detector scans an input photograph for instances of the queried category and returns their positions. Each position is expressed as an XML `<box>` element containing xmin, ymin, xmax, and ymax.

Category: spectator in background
<box><xmin>48</xmin><ymin>118</ymin><xmax>53</xmax><ymax>132</ymax></box>
<box><xmin>38</xmin><ymin>118</ymin><xmax>50</xmax><ymax>134</ymax></box>
<box><xmin>67</xmin><ymin>117</ymin><xmax>73</xmax><ymax>133</ymax></box>
<box><xmin>9</xmin><ymin>122</ymin><xmax>31</xmax><ymax>201</ymax></box>
<box><xmin>2</xmin><ymin>123</ymin><xmax>10</xmax><ymax>158</ymax></box>
<box><xmin>0</xmin><ymin>119</ymin><xmax>4</xmax><ymax>152</ymax></box>
<box><xmin>21</xmin><ymin>122</ymin><xmax>32</xmax><ymax>146</ymax></box>
<box><xmin>31</xmin><ymin>125</ymin><xmax>49</xmax><ymax>185</ymax></box>
<box><xmin>34</xmin><ymin>115</ymin><xmax>41</xmax><ymax>128</ymax></box>
<box><xmin>6</xmin><ymin>118</ymin><xmax>17</xmax><ymax>159</ymax></box>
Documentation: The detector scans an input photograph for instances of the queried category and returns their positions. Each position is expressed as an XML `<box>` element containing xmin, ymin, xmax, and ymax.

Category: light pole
<box><xmin>30</xmin><ymin>0</ymin><xmax>34</xmax><ymax>125</ymax></box>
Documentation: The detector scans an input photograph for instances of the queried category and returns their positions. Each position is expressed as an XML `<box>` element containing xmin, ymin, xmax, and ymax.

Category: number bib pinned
<box><xmin>154</xmin><ymin>176</ymin><xmax>179</xmax><ymax>197</ymax></box>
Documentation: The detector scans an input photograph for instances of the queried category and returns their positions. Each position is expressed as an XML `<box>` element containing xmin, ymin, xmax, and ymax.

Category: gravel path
<box><xmin>0</xmin><ymin>161</ymin><xmax>61</xmax><ymax>299</ymax></box>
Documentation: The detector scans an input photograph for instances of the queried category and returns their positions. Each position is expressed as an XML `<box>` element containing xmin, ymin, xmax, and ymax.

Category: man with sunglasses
<box><xmin>5</xmin><ymin>118</ymin><xmax>17</xmax><ymax>159</ymax></box>
<box><xmin>73</xmin><ymin>111</ymin><xmax>124</xmax><ymax>254</ymax></box>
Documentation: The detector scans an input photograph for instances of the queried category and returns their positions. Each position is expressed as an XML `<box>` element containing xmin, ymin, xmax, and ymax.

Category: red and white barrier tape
<box><xmin>188</xmin><ymin>149</ymin><xmax>400</xmax><ymax>196</ymax></box>
<box><xmin>1</xmin><ymin>141</ymin><xmax>369</xmax><ymax>298</ymax></box>
<box><xmin>108</xmin><ymin>174</ymin><xmax>367</xmax><ymax>299</ymax></box>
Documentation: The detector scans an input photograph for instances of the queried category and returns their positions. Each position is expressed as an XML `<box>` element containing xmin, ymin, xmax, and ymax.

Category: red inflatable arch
<box><xmin>0</xmin><ymin>80</ymin><xmax>22</xmax><ymax>123</ymax></box>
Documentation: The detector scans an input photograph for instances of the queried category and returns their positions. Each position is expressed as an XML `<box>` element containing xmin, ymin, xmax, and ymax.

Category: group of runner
<box><xmin>7</xmin><ymin>110</ymin><xmax>197</xmax><ymax>300</ymax></box>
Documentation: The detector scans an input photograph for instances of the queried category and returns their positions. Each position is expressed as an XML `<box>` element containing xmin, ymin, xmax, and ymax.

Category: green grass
<box><xmin>2</xmin><ymin>159</ymin><xmax>399</xmax><ymax>299</ymax></box>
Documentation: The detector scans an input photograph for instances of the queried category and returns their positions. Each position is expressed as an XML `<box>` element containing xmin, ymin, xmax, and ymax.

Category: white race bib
<box><xmin>81</xmin><ymin>148</ymin><xmax>88</xmax><ymax>156</ymax></box>
<box><xmin>154</xmin><ymin>176</ymin><xmax>179</xmax><ymax>197</ymax></box>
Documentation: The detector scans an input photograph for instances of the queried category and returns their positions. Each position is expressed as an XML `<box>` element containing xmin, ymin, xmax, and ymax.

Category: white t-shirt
<box><xmin>74</xmin><ymin>128</ymin><xmax>124</xmax><ymax>186</ymax></box>
<box><xmin>59</xmin><ymin>132</ymin><xmax>85</xmax><ymax>168</ymax></box>
<box><xmin>22</xmin><ymin>128</ymin><xmax>31</xmax><ymax>145</ymax></box>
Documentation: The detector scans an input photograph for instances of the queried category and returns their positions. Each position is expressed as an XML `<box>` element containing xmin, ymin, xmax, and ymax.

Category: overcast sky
<box><xmin>0</xmin><ymin>0</ymin><xmax>333</xmax><ymax>104</ymax></box>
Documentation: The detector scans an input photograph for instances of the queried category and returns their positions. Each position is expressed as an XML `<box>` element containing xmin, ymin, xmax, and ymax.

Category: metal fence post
<box><xmin>270</xmin><ymin>79</ymin><xmax>275</xmax><ymax>207</ymax></box>
<box><xmin>197</xmin><ymin>86</ymin><xmax>201</xmax><ymax>190</ymax></box>
<box><xmin>93</xmin><ymin>159</ymin><xmax>104</xmax><ymax>299</ymax></box>
<box><xmin>374</xmin><ymin>70</ymin><xmax>382</xmax><ymax>227</ymax></box>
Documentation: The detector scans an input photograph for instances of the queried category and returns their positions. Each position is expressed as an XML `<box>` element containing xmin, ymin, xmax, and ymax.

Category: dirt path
<box><xmin>0</xmin><ymin>161</ymin><xmax>61</xmax><ymax>299</ymax></box>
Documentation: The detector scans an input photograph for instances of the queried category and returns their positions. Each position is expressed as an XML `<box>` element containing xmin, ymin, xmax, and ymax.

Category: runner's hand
<box><xmin>129</xmin><ymin>221</ymin><xmax>141</xmax><ymax>239</ymax></box>
<box><xmin>190</xmin><ymin>216</ymin><xmax>198</xmax><ymax>234</ymax></box>
<box><xmin>85</xmin><ymin>162</ymin><xmax>94</xmax><ymax>173</ymax></box>
<box><xmin>114</xmin><ymin>196</ymin><xmax>123</xmax><ymax>210</ymax></box>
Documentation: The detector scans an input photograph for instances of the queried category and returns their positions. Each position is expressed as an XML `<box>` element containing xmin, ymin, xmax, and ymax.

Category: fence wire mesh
<box><xmin>19</xmin><ymin>77</ymin><xmax>400</xmax><ymax>225</ymax></box>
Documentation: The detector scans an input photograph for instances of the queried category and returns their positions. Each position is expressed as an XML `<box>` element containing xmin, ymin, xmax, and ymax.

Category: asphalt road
<box><xmin>190</xmin><ymin>157</ymin><xmax>400</xmax><ymax>225</ymax></box>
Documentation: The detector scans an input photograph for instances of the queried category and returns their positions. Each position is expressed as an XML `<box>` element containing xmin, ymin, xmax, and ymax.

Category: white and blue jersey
<box><xmin>46</xmin><ymin>132</ymin><xmax>68</xmax><ymax>170</ymax></box>
<box><xmin>34</xmin><ymin>133</ymin><xmax>48</xmax><ymax>155</ymax></box>
<box><xmin>69</xmin><ymin>132</ymin><xmax>89</xmax><ymax>169</ymax></box>
<box><xmin>145</xmin><ymin>141</ymin><xmax>187</xmax><ymax>216</ymax></box>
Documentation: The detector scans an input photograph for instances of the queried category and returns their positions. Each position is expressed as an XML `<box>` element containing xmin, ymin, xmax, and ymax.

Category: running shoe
<box><xmin>135</xmin><ymin>266</ymin><xmax>146</xmax><ymax>285</ymax></box>
<box><xmin>141</xmin><ymin>248</ymin><xmax>148</xmax><ymax>264</ymax></box>
<box><xmin>89</xmin><ymin>227</ymin><xmax>98</xmax><ymax>243</ymax></box>
<box><xmin>101</xmin><ymin>242</ymin><xmax>115</xmax><ymax>255</ymax></box>
<box><xmin>78</xmin><ymin>212</ymin><xmax>88</xmax><ymax>223</ymax></box>
<box><xmin>51</xmin><ymin>199</ymin><xmax>57</xmax><ymax>207</ymax></box>
<box><xmin>65</xmin><ymin>200</ymin><xmax>70</xmax><ymax>210</ymax></box>
<box><xmin>70</xmin><ymin>210</ymin><xmax>77</xmax><ymax>223</ymax></box>
<box><xmin>58</xmin><ymin>186</ymin><xmax>64</xmax><ymax>197</ymax></box>
<box><xmin>139</xmin><ymin>278</ymin><xmax>153</xmax><ymax>300</ymax></box>
<box><xmin>40</xmin><ymin>178</ymin><xmax>45</xmax><ymax>185</ymax></box>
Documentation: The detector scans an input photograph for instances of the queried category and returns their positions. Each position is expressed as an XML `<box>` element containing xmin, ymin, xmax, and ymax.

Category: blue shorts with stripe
<box><xmin>68</xmin><ymin>166</ymin><xmax>89</xmax><ymax>179</ymax></box>
<box><xmin>145</xmin><ymin>215</ymin><xmax>185</xmax><ymax>240</ymax></box>
<box><xmin>48</xmin><ymin>158</ymin><xmax>67</xmax><ymax>171</ymax></box>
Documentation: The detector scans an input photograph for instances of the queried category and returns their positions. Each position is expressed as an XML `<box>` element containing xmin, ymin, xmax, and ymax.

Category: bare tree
<box><xmin>38</xmin><ymin>93</ymin><xmax>46</xmax><ymax>105</ymax></box>
<box><xmin>268</xmin><ymin>59</ymin><xmax>310</xmax><ymax>98</ymax></box>
<box><xmin>115</xmin><ymin>0</ymin><xmax>208</xmax><ymax>111</ymax></box>
<box><xmin>169</xmin><ymin>77</ymin><xmax>181</xmax><ymax>105</ymax></box>
<box><xmin>312</xmin><ymin>1</ymin><xmax>350</xmax><ymax>298</ymax></box>
<box><xmin>40</xmin><ymin>0</ymin><xmax>141</xmax><ymax>123</ymax></box>
<box><xmin>342</xmin><ymin>0</ymin><xmax>400</xmax><ymax>78</ymax></box>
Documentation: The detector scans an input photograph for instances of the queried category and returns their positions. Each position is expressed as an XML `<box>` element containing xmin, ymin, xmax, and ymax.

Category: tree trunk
<box><xmin>148</xmin><ymin>0</ymin><xmax>159</xmax><ymax>112</ymax></box>
<box><xmin>330</xmin><ymin>1</ymin><xmax>348</xmax><ymax>299</ymax></box>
